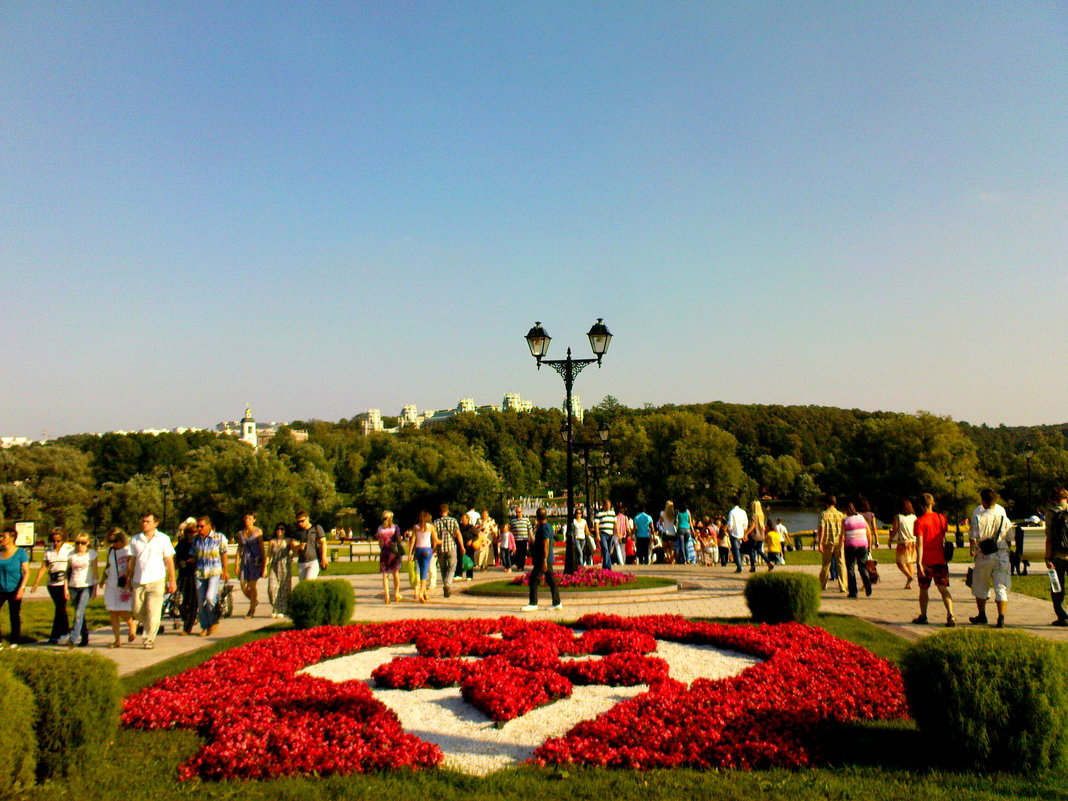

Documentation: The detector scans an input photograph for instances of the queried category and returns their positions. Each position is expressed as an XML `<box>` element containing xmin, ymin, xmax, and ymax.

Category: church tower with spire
<box><xmin>240</xmin><ymin>405</ymin><xmax>258</xmax><ymax>448</ymax></box>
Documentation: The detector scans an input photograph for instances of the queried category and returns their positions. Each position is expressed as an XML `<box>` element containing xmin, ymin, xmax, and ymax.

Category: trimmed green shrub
<box><xmin>743</xmin><ymin>571</ymin><xmax>820</xmax><ymax>624</ymax></box>
<box><xmin>0</xmin><ymin>650</ymin><xmax>120</xmax><ymax>781</ymax></box>
<box><xmin>288</xmin><ymin>578</ymin><xmax>355</xmax><ymax>629</ymax></box>
<box><xmin>0</xmin><ymin>665</ymin><xmax>35</xmax><ymax>794</ymax></box>
<box><xmin>902</xmin><ymin>629</ymin><xmax>1068</xmax><ymax>772</ymax></box>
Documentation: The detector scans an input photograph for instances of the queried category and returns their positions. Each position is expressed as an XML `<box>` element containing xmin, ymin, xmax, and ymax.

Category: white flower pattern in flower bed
<box><xmin>303</xmin><ymin>639</ymin><xmax>760</xmax><ymax>775</ymax></box>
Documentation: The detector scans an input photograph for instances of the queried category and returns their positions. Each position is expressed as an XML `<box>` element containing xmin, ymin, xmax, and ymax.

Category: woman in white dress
<box><xmin>100</xmin><ymin>527</ymin><xmax>135</xmax><ymax>647</ymax></box>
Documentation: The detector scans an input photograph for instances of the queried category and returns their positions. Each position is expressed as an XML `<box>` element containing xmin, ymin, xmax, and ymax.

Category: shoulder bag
<box><xmin>978</xmin><ymin>516</ymin><xmax>1004</xmax><ymax>556</ymax></box>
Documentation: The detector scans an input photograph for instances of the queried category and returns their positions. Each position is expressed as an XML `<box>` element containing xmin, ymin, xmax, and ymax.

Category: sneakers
<box><xmin>911</xmin><ymin>615</ymin><xmax>928</xmax><ymax>625</ymax></box>
<box><xmin>520</xmin><ymin>604</ymin><xmax>538</xmax><ymax>612</ymax></box>
<box><xmin>969</xmin><ymin>614</ymin><xmax>988</xmax><ymax>625</ymax></box>
<box><xmin>551</xmin><ymin>603</ymin><xmax>563</xmax><ymax>610</ymax></box>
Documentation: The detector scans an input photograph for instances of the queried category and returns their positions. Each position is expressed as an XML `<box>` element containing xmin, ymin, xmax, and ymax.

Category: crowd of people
<box><xmin>2</xmin><ymin>484</ymin><xmax>1067</xmax><ymax>647</ymax></box>
<box><xmin>0</xmin><ymin>509</ymin><xmax>330</xmax><ymax>649</ymax></box>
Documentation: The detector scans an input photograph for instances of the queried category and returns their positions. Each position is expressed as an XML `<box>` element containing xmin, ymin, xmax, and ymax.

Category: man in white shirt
<box><xmin>727</xmin><ymin>497</ymin><xmax>748</xmax><ymax>574</ymax></box>
<box><xmin>126</xmin><ymin>512</ymin><xmax>177</xmax><ymax>649</ymax></box>
<box><xmin>969</xmin><ymin>488</ymin><xmax>1013</xmax><ymax>628</ymax></box>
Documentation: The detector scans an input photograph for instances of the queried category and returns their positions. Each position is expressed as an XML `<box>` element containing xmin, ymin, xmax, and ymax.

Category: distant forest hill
<box><xmin>2</xmin><ymin>397</ymin><xmax>1066</xmax><ymax>538</ymax></box>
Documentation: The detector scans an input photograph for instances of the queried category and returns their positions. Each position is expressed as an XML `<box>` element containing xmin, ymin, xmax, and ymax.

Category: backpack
<box><xmin>1051</xmin><ymin>508</ymin><xmax>1068</xmax><ymax>553</ymax></box>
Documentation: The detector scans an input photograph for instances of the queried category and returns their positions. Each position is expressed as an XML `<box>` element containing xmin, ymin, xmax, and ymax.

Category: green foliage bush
<box><xmin>288</xmin><ymin>578</ymin><xmax>355</xmax><ymax>629</ymax></box>
<box><xmin>0</xmin><ymin>650</ymin><xmax>120</xmax><ymax>781</ymax></box>
<box><xmin>0</xmin><ymin>665</ymin><xmax>35</xmax><ymax>794</ymax></box>
<box><xmin>902</xmin><ymin>629</ymin><xmax>1068</xmax><ymax>772</ymax></box>
<box><xmin>743</xmin><ymin>571</ymin><xmax>820</xmax><ymax>624</ymax></box>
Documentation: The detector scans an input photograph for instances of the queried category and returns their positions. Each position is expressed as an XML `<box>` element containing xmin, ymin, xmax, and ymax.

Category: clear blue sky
<box><xmin>2</xmin><ymin>2</ymin><xmax>1066</xmax><ymax>437</ymax></box>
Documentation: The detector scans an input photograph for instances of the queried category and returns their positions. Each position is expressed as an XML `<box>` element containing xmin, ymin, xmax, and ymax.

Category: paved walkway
<box><xmin>41</xmin><ymin>558</ymin><xmax>1066</xmax><ymax>676</ymax></box>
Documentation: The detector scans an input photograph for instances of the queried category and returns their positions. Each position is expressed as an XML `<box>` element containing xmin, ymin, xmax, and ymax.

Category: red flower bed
<box><xmin>511</xmin><ymin>566</ymin><xmax>635</xmax><ymax>587</ymax></box>
<box><xmin>122</xmin><ymin>615</ymin><xmax>907</xmax><ymax>780</ymax></box>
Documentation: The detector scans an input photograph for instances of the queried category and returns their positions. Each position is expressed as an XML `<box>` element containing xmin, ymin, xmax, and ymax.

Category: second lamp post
<box><xmin>526</xmin><ymin>319</ymin><xmax>612</xmax><ymax>574</ymax></box>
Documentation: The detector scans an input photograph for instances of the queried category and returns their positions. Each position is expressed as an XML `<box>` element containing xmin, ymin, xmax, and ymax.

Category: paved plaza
<box><xmin>54</xmin><ymin>558</ymin><xmax>1068</xmax><ymax>677</ymax></box>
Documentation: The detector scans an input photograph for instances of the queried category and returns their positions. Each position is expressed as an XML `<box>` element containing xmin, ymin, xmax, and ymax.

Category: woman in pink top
<box><xmin>376</xmin><ymin>511</ymin><xmax>404</xmax><ymax>605</ymax></box>
<box><xmin>842</xmin><ymin>502</ymin><xmax>873</xmax><ymax>598</ymax></box>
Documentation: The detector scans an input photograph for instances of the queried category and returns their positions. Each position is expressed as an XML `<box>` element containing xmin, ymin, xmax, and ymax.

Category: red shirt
<box><xmin>915</xmin><ymin>512</ymin><xmax>948</xmax><ymax>566</ymax></box>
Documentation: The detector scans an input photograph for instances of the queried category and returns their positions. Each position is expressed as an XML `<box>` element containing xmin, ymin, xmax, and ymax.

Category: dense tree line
<box><xmin>1</xmin><ymin>400</ymin><xmax>1063</xmax><ymax>539</ymax></box>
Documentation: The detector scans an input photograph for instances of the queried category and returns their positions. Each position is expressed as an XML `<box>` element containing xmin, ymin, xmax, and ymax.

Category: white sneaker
<box><xmin>520</xmin><ymin>604</ymin><xmax>538</xmax><ymax>612</ymax></box>
<box><xmin>551</xmin><ymin>603</ymin><xmax>563</xmax><ymax>610</ymax></box>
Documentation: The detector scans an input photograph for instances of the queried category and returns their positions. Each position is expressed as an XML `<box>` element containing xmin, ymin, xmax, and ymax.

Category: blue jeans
<box><xmin>197</xmin><ymin>575</ymin><xmax>221</xmax><ymax>631</ymax></box>
<box><xmin>413</xmin><ymin>546</ymin><xmax>433</xmax><ymax>580</ymax></box>
<box><xmin>676</xmin><ymin>531</ymin><xmax>691</xmax><ymax>564</ymax></box>
<box><xmin>601</xmin><ymin>533</ymin><xmax>615</xmax><ymax>570</ymax></box>
<box><xmin>573</xmin><ymin>538</ymin><xmax>587</xmax><ymax>566</ymax></box>
<box><xmin>730</xmin><ymin>537</ymin><xmax>743</xmax><ymax>570</ymax></box>
<box><xmin>68</xmin><ymin>586</ymin><xmax>92</xmax><ymax>645</ymax></box>
<box><xmin>750</xmin><ymin>541</ymin><xmax>771</xmax><ymax>570</ymax></box>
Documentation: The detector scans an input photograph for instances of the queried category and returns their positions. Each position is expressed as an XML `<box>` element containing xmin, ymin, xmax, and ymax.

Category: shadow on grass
<box><xmin>816</xmin><ymin>717</ymin><xmax>925</xmax><ymax>771</ymax></box>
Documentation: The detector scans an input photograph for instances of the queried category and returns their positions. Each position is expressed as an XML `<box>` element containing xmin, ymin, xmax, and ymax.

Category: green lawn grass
<box><xmin>321</xmin><ymin>559</ymin><xmax>381</xmax><ymax>575</ymax></box>
<box><xmin>22</xmin><ymin>611</ymin><xmax>1068</xmax><ymax>799</ymax></box>
<box><xmin>14</xmin><ymin>594</ymin><xmax>112</xmax><ymax>643</ymax></box>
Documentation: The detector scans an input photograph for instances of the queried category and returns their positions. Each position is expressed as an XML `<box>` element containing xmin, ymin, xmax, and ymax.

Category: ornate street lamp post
<box><xmin>946</xmin><ymin>471</ymin><xmax>964</xmax><ymax>548</ymax></box>
<box><xmin>575</xmin><ymin>424</ymin><xmax>610</xmax><ymax>519</ymax></box>
<box><xmin>525</xmin><ymin>319</ymin><xmax>612</xmax><ymax>574</ymax></box>
<box><xmin>160</xmin><ymin>470</ymin><xmax>172</xmax><ymax>534</ymax></box>
<box><xmin>1024</xmin><ymin>444</ymin><xmax>1035</xmax><ymax>515</ymax></box>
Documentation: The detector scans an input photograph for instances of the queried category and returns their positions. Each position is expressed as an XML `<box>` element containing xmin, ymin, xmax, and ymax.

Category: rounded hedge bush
<box><xmin>0</xmin><ymin>665</ymin><xmax>35</xmax><ymax>794</ymax></box>
<box><xmin>902</xmin><ymin>629</ymin><xmax>1068</xmax><ymax>772</ymax></box>
<box><xmin>288</xmin><ymin>578</ymin><xmax>355</xmax><ymax>629</ymax></box>
<box><xmin>0</xmin><ymin>650</ymin><xmax>120</xmax><ymax>781</ymax></box>
<box><xmin>743</xmin><ymin>571</ymin><xmax>820</xmax><ymax>624</ymax></box>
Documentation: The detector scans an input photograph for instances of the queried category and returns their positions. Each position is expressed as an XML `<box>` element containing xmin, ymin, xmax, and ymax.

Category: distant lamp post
<box><xmin>1024</xmin><ymin>445</ymin><xmax>1035</xmax><ymax>514</ymax></box>
<box><xmin>160</xmin><ymin>470</ymin><xmax>172</xmax><ymax>534</ymax></box>
<box><xmin>946</xmin><ymin>471</ymin><xmax>964</xmax><ymax>548</ymax></box>
<box><xmin>525</xmin><ymin>319</ymin><xmax>613</xmax><ymax>574</ymax></box>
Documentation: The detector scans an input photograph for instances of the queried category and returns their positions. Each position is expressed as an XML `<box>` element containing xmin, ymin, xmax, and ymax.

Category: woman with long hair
<box><xmin>676</xmin><ymin>501</ymin><xmax>693</xmax><ymax>564</ymax></box>
<box><xmin>235</xmin><ymin>513</ymin><xmax>265</xmax><ymax>618</ymax></box>
<box><xmin>30</xmin><ymin>527</ymin><xmax>72</xmax><ymax>644</ymax></box>
<box><xmin>410</xmin><ymin>510</ymin><xmax>441</xmax><ymax>604</ymax></box>
<box><xmin>744</xmin><ymin>500</ymin><xmax>773</xmax><ymax>572</ymax></box>
<box><xmin>267</xmin><ymin>523</ymin><xmax>294</xmax><ymax>618</ymax></box>
<box><xmin>376</xmin><ymin>510</ymin><xmax>404</xmax><ymax>604</ymax></box>
<box><xmin>890</xmin><ymin>498</ymin><xmax>918</xmax><ymax>588</ymax></box>
<box><xmin>659</xmin><ymin>501</ymin><xmax>677</xmax><ymax>565</ymax></box>
<box><xmin>101</xmin><ymin>527</ymin><xmax>136</xmax><ymax>647</ymax></box>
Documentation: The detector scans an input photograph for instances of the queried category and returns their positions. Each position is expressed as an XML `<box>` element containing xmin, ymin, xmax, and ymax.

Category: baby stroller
<box><xmin>160</xmin><ymin>588</ymin><xmax>184</xmax><ymax>631</ymax></box>
<box><xmin>215</xmin><ymin>582</ymin><xmax>234</xmax><ymax>618</ymax></box>
<box><xmin>159</xmin><ymin>583</ymin><xmax>234</xmax><ymax>631</ymax></box>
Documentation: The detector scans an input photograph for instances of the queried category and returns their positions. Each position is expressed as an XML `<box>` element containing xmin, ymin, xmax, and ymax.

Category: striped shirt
<box><xmin>434</xmin><ymin>516</ymin><xmax>460</xmax><ymax>554</ymax></box>
<box><xmin>595</xmin><ymin>510</ymin><xmax>616</xmax><ymax>538</ymax></box>
<box><xmin>510</xmin><ymin>515</ymin><xmax>531</xmax><ymax>542</ymax></box>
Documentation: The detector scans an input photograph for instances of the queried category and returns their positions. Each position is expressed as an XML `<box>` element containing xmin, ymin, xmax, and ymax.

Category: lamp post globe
<box><xmin>525</xmin><ymin>322</ymin><xmax>552</xmax><ymax>365</ymax></box>
<box><xmin>587</xmin><ymin>318</ymin><xmax>612</xmax><ymax>362</ymax></box>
